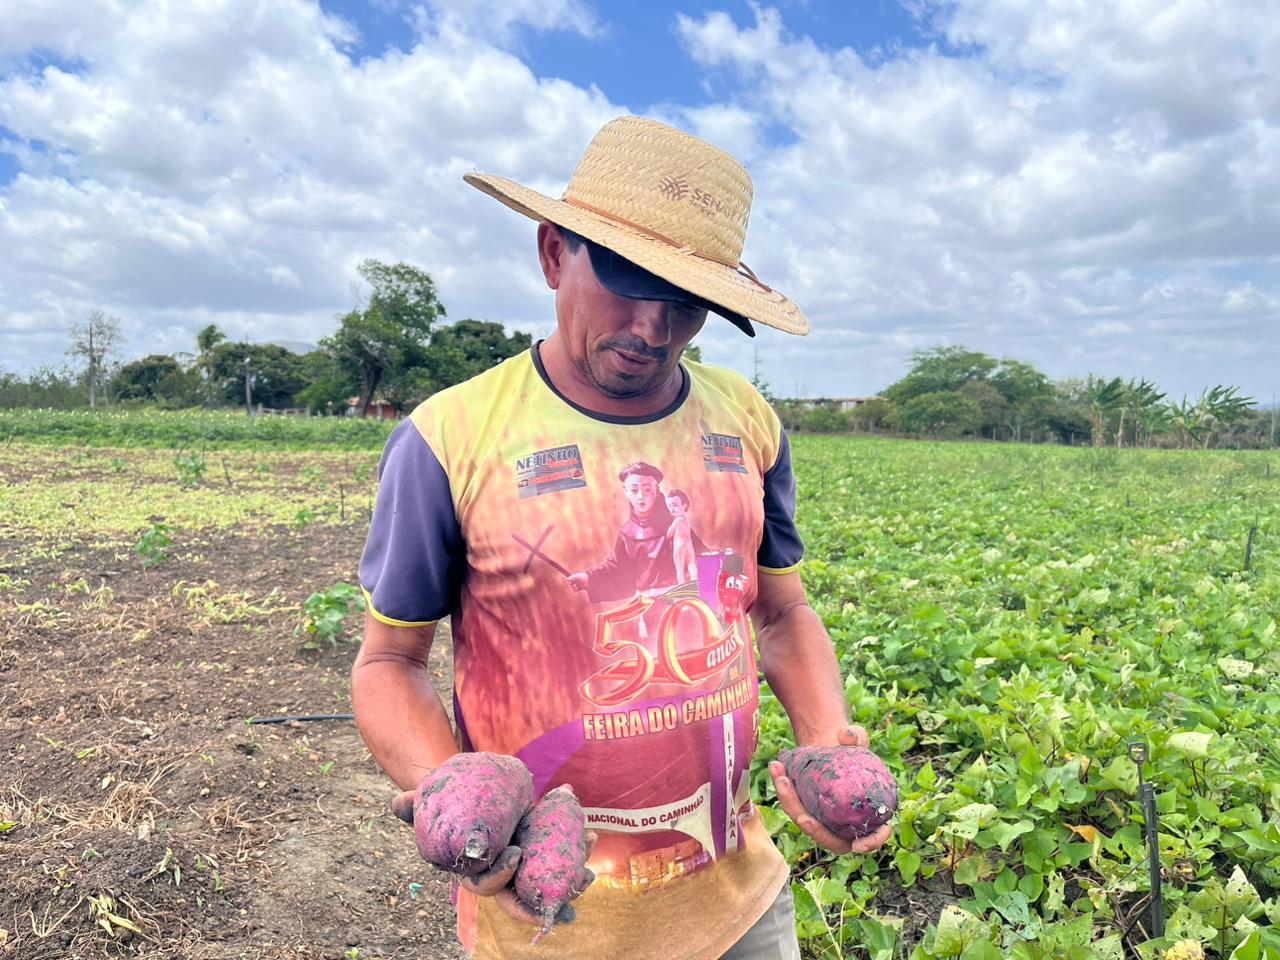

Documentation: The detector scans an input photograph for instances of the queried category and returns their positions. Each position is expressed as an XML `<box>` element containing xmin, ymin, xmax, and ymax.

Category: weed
<box><xmin>135</xmin><ymin>521</ymin><xmax>175</xmax><ymax>568</ymax></box>
<box><xmin>295</xmin><ymin>582</ymin><xmax>365</xmax><ymax>649</ymax></box>
<box><xmin>174</xmin><ymin>450</ymin><xmax>207</xmax><ymax>488</ymax></box>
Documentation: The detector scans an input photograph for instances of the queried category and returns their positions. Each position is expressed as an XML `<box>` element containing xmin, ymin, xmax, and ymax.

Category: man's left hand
<box><xmin>768</xmin><ymin>724</ymin><xmax>894</xmax><ymax>856</ymax></box>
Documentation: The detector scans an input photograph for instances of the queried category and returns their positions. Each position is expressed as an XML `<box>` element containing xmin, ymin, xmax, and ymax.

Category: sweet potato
<box><xmin>513</xmin><ymin>785</ymin><xmax>594</xmax><ymax>943</ymax></box>
<box><xmin>412</xmin><ymin>752</ymin><xmax>533</xmax><ymax>877</ymax></box>
<box><xmin>778</xmin><ymin>745</ymin><xmax>898</xmax><ymax>840</ymax></box>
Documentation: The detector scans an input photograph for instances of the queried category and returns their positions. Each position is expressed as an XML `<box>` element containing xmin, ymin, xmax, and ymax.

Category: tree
<box><xmin>196</xmin><ymin>324</ymin><xmax>226</xmax><ymax>354</ymax></box>
<box><xmin>682</xmin><ymin>344</ymin><xmax>703</xmax><ymax>363</ymax></box>
<box><xmin>1084</xmin><ymin>375</ymin><xmax>1125</xmax><ymax>447</ymax></box>
<box><xmin>895</xmin><ymin>390</ymin><xmax>983</xmax><ymax>438</ymax></box>
<box><xmin>193</xmin><ymin>324</ymin><xmax>227</xmax><ymax>407</ymax></box>
<box><xmin>329</xmin><ymin>260</ymin><xmax>446</xmax><ymax>416</ymax></box>
<box><xmin>798</xmin><ymin>403</ymin><xmax>852</xmax><ymax>433</ymax></box>
<box><xmin>849</xmin><ymin>397</ymin><xmax>892</xmax><ymax>433</ymax></box>
<box><xmin>112</xmin><ymin>354</ymin><xmax>195</xmax><ymax>405</ymax></box>
<box><xmin>425</xmin><ymin>319</ymin><xmax>532</xmax><ymax>393</ymax></box>
<box><xmin>206</xmin><ymin>342</ymin><xmax>308</xmax><ymax>409</ymax></box>
<box><xmin>66</xmin><ymin>311</ymin><xmax>122</xmax><ymax>409</ymax></box>
<box><xmin>958</xmin><ymin>380</ymin><xmax>1008</xmax><ymax>439</ymax></box>
<box><xmin>1193</xmin><ymin>386</ymin><xmax>1254</xmax><ymax>449</ymax></box>
<box><xmin>750</xmin><ymin>347</ymin><xmax>773</xmax><ymax>401</ymax></box>
<box><xmin>1117</xmin><ymin>378</ymin><xmax>1165</xmax><ymax>448</ymax></box>
<box><xmin>990</xmin><ymin>359</ymin><xmax>1053</xmax><ymax>442</ymax></box>
<box><xmin>883</xmin><ymin>346</ymin><xmax>999</xmax><ymax>405</ymax></box>
<box><xmin>0</xmin><ymin>365</ymin><xmax>85</xmax><ymax>409</ymax></box>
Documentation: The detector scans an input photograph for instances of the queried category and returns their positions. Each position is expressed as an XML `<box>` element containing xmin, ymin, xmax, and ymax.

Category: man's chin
<box><xmin>588</xmin><ymin>366</ymin><xmax>661</xmax><ymax>399</ymax></box>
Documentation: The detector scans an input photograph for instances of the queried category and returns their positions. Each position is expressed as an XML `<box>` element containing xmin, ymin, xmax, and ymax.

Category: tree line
<box><xmin>4</xmin><ymin>290</ymin><xmax>1273</xmax><ymax>449</ymax></box>
<box><xmin>773</xmin><ymin>346</ymin><xmax>1275</xmax><ymax>449</ymax></box>
<box><xmin>0</xmin><ymin>260</ymin><xmax>531</xmax><ymax>416</ymax></box>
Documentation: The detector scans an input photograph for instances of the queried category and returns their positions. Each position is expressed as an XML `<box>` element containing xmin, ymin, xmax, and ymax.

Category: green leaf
<box><xmin>1218</xmin><ymin>657</ymin><xmax>1256</xmax><ymax>680</ymax></box>
<box><xmin>1225</xmin><ymin>866</ymin><xmax>1264</xmax><ymax>921</ymax></box>
<box><xmin>990</xmin><ymin>819</ymin><xmax>1035</xmax><ymax>851</ymax></box>
<box><xmin>960</xmin><ymin>940</ymin><xmax>1003</xmax><ymax>960</ymax></box>
<box><xmin>935</xmin><ymin>904</ymin><xmax>983</xmax><ymax>957</ymax></box>
<box><xmin>1229</xmin><ymin>929</ymin><xmax>1261</xmax><ymax>960</ymax></box>
<box><xmin>990</xmin><ymin>890</ymin><xmax>1030</xmax><ymax>925</ymax></box>
<box><xmin>994</xmin><ymin>866</ymin><xmax>1018</xmax><ymax>895</ymax></box>
<box><xmin>954</xmin><ymin>855</ymin><xmax>983</xmax><ymax>886</ymax></box>
<box><xmin>1018</xmin><ymin>870</ymin><xmax>1044</xmax><ymax>902</ymax></box>
<box><xmin>1044</xmin><ymin>872</ymin><xmax>1066</xmax><ymax>916</ymax></box>
<box><xmin>916</xmin><ymin>760</ymin><xmax>938</xmax><ymax>789</ymax></box>
<box><xmin>1167</xmin><ymin>731</ymin><xmax>1214</xmax><ymax>758</ymax></box>
<box><xmin>896</xmin><ymin>848</ymin><xmax>923</xmax><ymax>884</ymax></box>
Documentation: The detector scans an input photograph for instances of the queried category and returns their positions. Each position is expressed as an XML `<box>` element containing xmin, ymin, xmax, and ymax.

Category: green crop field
<box><xmin>762</xmin><ymin>437</ymin><xmax>1280</xmax><ymax>960</ymax></box>
<box><xmin>2</xmin><ymin>420</ymin><xmax>1277</xmax><ymax>960</ymax></box>
<box><xmin>0</xmin><ymin>407</ymin><xmax>396</xmax><ymax>450</ymax></box>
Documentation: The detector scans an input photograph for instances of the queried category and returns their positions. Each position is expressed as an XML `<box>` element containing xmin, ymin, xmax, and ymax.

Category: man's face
<box><xmin>666</xmin><ymin>493</ymin><xmax>687</xmax><ymax>516</ymax></box>
<box><xmin>541</xmin><ymin>225</ymin><xmax>707</xmax><ymax>399</ymax></box>
<box><xmin>623</xmin><ymin>475</ymin><xmax>659</xmax><ymax>516</ymax></box>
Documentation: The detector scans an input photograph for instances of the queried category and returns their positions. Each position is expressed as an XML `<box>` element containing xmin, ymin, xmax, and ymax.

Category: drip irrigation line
<box><xmin>247</xmin><ymin>713</ymin><xmax>355</xmax><ymax>724</ymax></box>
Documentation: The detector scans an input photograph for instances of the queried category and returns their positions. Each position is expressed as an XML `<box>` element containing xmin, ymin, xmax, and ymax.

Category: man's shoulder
<box><xmin>684</xmin><ymin>359</ymin><xmax>775</xmax><ymax>416</ymax></box>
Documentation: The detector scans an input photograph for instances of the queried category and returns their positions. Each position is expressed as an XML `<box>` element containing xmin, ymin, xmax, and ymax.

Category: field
<box><xmin>2</xmin><ymin>412</ymin><xmax>1278</xmax><ymax>960</ymax></box>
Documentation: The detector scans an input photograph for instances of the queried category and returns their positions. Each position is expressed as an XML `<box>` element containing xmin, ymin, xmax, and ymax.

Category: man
<box><xmin>352</xmin><ymin>116</ymin><xmax>891</xmax><ymax>960</ymax></box>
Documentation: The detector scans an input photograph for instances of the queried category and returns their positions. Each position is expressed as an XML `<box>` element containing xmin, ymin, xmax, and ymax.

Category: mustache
<box><xmin>603</xmin><ymin>336</ymin><xmax>669</xmax><ymax>363</ymax></box>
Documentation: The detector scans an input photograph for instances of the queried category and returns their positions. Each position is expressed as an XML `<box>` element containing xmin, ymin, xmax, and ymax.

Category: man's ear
<box><xmin>538</xmin><ymin>221</ymin><xmax>566</xmax><ymax>290</ymax></box>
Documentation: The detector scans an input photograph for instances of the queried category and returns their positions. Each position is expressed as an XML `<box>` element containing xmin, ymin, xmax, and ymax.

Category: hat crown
<box><xmin>563</xmin><ymin>116</ymin><xmax>752</xmax><ymax>268</ymax></box>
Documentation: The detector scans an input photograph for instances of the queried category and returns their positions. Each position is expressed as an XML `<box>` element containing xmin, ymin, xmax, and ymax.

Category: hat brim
<box><xmin>464</xmin><ymin>172</ymin><xmax>809</xmax><ymax>336</ymax></box>
<box><xmin>582</xmin><ymin>238</ymin><xmax>755</xmax><ymax>338</ymax></box>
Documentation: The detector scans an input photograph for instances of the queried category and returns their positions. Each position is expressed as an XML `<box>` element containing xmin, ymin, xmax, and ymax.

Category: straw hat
<box><xmin>464</xmin><ymin>115</ymin><xmax>808</xmax><ymax>336</ymax></box>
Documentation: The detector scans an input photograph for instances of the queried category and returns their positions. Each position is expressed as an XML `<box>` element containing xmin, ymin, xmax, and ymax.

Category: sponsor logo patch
<box><xmin>516</xmin><ymin>443</ymin><xmax>587</xmax><ymax>498</ymax></box>
<box><xmin>700</xmin><ymin>431</ymin><xmax>747</xmax><ymax>474</ymax></box>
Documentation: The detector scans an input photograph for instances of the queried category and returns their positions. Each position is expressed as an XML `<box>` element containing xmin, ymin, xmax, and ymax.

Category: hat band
<box><xmin>561</xmin><ymin>196</ymin><xmax>776</xmax><ymax>294</ymax></box>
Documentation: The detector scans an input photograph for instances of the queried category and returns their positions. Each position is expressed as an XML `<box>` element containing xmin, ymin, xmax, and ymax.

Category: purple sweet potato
<box><xmin>778</xmin><ymin>745</ymin><xmax>898</xmax><ymax>840</ymax></box>
<box><xmin>513</xmin><ymin>785</ymin><xmax>594</xmax><ymax>943</ymax></box>
<box><xmin>412</xmin><ymin>752</ymin><xmax>534</xmax><ymax>877</ymax></box>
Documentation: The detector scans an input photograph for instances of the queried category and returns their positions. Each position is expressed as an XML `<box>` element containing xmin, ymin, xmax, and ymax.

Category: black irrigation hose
<box><xmin>247</xmin><ymin>713</ymin><xmax>355</xmax><ymax>724</ymax></box>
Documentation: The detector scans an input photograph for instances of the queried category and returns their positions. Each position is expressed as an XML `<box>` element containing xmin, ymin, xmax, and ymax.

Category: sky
<box><xmin>1</xmin><ymin>0</ymin><xmax>1277</xmax><ymax>402</ymax></box>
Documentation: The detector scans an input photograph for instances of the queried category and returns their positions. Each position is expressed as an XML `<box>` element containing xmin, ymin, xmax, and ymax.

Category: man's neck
<box><xmin>538</xmin><ymin>334</ymin><xmax>684</xmax><ymax>419</ymax></box>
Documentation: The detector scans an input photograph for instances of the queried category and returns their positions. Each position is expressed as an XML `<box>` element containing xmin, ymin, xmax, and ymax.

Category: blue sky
<box><xmin>1</xmin><ymin>0</ymin><xmax>1277</xmax><ymax>401</ymax></box>
<box><xmin>322</xmin><ymin>0</ymin><xmax>941</xmax><ymax>112</ymax></box>
<box><xmin>0</xmin><ymin>130</ymin><xmax>19</xmax><ymax>185</ymax></box>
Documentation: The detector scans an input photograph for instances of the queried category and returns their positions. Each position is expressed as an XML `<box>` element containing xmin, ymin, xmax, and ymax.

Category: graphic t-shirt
<box><xmin>360</xmin><ymin>346</ymin><xmax>805</xmax><ymax>960</ymax></box>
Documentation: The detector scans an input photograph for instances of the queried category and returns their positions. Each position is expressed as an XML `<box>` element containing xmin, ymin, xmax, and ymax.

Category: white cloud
<box><xmin>0</xmin><ymin>0</ymin><xmax>620</xmax><ymax>372</ymax></box>
<box><xmin>0</xmin><ymin>0</ymin><xmax>1276</xmax><ymax>403</ymax></box>
<box><xmin>672</xmin><ymin>2</ymin><xmax>1280</xmax><ymax>398</ymax></box>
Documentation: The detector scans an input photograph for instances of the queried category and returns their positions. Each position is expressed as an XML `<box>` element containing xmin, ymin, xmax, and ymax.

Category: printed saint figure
<box><xmin>665</xmin><ymin>489</ymin><xmax>698</xmax><ymax>584</ymax></box>
<box><xmin>568</xmin><ymin>461</ymin><xmax>705</xmax><ymax>602</ymax></box>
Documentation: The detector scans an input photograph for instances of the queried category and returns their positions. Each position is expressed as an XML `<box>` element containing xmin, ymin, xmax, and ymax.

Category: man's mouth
<box><xmin>612</xmin><ymin>348</ymin><xmax>657</xmax><ymax>370</ymax></box>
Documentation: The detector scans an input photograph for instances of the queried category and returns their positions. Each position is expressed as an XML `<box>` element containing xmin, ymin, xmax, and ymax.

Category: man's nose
<box><xmin>628</xmin><ymin>300</ymin><xmax>672</xmax><ymax>349</ymax></box>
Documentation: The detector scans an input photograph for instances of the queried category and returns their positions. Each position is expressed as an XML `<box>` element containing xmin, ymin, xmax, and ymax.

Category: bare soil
<box><xmin>1</xmin><ymin>497</ymin><xmax>464</xmax><ymax>959</ymax></box>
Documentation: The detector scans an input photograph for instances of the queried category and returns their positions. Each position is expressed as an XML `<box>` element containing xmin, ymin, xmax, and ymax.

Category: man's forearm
<box><xmin>757</xmin><ymin>602</ymin><xmax>849</xmax><ymax>746</ymax></box>
<box><xmin>352</xmin><ymin>655</ymin><xmax>458</xmax><ymax>791</ymax></box>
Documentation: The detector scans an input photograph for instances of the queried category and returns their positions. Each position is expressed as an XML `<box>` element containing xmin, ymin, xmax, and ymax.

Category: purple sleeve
<box><xmin>358</xmin><ymin>418</ymin><xmax>464</xmax><ymax>624</ymax></box>
<box><xmin>758</xmin><ymin>430</ymin><xmax>804</xmax><ymax>570</ymax></box>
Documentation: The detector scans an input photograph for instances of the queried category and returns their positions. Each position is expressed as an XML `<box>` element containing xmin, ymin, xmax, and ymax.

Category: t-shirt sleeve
<box><xmin>758</xmin><ymin>429</ymin><xmax>805</xmax><ymax>573</ymax></box>
<box><xmin>358</xmin><ymin>417</ymin><xmax>464</xmax><ymax>625</ymax></box>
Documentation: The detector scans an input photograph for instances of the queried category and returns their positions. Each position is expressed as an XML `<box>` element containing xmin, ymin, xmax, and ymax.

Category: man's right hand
<box><xmin>566</xmin><ymin>572</ymin><xmax>588</xmax><ymax>592</ymax></box>
<box><xmin>391</xmin><ymin>789</ymin><xmax>546</xmax><ymax>927</ymax></box>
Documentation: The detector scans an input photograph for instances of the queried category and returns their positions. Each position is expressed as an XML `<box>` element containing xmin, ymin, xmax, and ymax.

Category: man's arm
<box><xmin>751</xmin><ymin>569</ymin><xmax>892</xmax><ymax>855</ymax></box>
<box><xmin>752</xmin><ymin>569</ymin><xmax>848</xmax><ymax>748</ymax></box>
<box><xmin>352</xmin><ymin>613</ymin><xmax>554</xmax><ymax>926</ymax></box>
<box><xmin>351</xmin><ymin>612</ymin><xmax>457</xmax><ymax>791</ymax></box>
